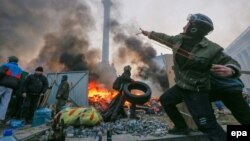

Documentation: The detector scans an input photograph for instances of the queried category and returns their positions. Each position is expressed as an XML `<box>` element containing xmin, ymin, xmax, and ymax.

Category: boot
<box><xmin>168</xmin><ymin>127</ymin><xmax>190</xmax><ymax>135</ymax></box>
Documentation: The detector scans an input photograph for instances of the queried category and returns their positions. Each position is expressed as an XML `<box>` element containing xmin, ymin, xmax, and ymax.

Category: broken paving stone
<box><xmin>64</xmin><ymin>116</ymin><xmax>169</xmax><ymax>138</ymax></box>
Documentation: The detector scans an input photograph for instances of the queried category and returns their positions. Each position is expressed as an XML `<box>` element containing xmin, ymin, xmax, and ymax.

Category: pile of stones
<box><xmin>65</xmin><ymin>116</ymin><xmax>168</xmax><ymax>138</ymax></box>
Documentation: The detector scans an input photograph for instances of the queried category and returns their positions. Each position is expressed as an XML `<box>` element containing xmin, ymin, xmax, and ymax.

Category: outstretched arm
<box><xmin>139</xmin><ymin>28</ymin><xmax>151</xmax><ymax>36</ymax></box>
<box><xmin>139</xmin><ymin>28</ymin><xmax>176</xmax><ymax>49</ymax></box>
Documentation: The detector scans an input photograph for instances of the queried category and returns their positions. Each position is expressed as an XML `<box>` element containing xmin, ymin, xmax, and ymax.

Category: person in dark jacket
<box><xmin>22</xmin><ymin>66</ymin><xmax>48</xmax><ymax>123</ymax></box>
<box><xmin>55</xmin><ymin>75</ymin><xmax>70</xmax><ymax>113</ymax></box>
<box><xmin>103</xmin><ymin>65</ymin><xmax>136</xmax><ymax>121</ymax></box>
<box><xmin>6</xmin><ymin>71</ymin><xmax>29</xmax><ymax>119</ymax></box>
<box><xmin>140</xmin><ymin>14</ymin><xmax>241</xmax><ymax>141</ymax></box>
<box><xmin>120</xmin><ymin>66</ymin><xmax>139</xmax><ymax>119</ymax></box>
<box><xmin>116</xmin><ymin>65</ymin><xmax>138</xmax><ymax>119</ymax></box>
<box><xmin>0</xmin><ymin>56</ymin><xmax>22</xmax><ymax>125</ymax></box>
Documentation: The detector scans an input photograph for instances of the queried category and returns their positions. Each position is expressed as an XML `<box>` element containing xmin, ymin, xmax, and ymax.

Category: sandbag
<box><xmin>55</xmin><ymin>107</ymin><xmax>103</xmax><ymax>127</ymax></box>
<box><xmin>79</xmin><ymin>107</ymin><xmax>103</xmax><ymax>126</ymax></box>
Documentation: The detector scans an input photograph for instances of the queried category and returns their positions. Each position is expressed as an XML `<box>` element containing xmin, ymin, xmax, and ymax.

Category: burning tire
<box><xmin>123</xmin><ymin>81</ymin><xmax>151</xmax><ymax>105</ymax></box>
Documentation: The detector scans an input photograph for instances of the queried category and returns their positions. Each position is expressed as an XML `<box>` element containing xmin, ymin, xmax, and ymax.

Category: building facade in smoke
<box><xmin>225</xmin><ymin>26</ymin><xmax>250</xmax><ymax>93</ymax></box>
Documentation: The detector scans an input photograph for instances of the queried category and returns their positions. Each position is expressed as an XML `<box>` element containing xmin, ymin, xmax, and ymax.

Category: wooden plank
<box><xmin>177</xmin><ymin>103</ymin><xmax>197</xmax><ymax>129</ymax></box>
<box><xmin>66</xmin><ymin>132</ymin><xmax>209</xmax><ymax>141</ymax></box>
<box><xmin>165</xmin><ymin>54</ymin><xmax>175</xmax><ymax>87</ymax></box>
<box><xmin>14</xmin><ymin>124</ymin><xmax>50</xmax><ymax>141</ymax></box>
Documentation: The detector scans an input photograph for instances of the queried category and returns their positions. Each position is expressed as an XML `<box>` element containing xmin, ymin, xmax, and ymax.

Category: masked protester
<box><xmin>119</xmin><ymin>65</ymin><xmax>139</xmax><ymax>119</ymax></box>
<box><xmin>0</xmin><ymin>56</ymin><xmax>22</xmax><ymax>125</ymax></box>
<box><xmin>22</xmin><ymin>66</ymin><xmax>48</xmax><ymax>123</ymax></box>
<box><xmin>140</xmin><ymin>13</ymin><xmax>241</xmax><ymax>141</ymax></box>
<box><xmin>103</xmin><ymin>65</ymin><xmax>139</xmax><ymax>121</ymax></box>
<box><xmin>55</xmin><ymin>75</ymin><xmax>70</xmax><ymax>113</ymax></box>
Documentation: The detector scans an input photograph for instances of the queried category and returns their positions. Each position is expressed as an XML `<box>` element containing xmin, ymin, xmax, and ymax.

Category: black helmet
<box><xmin>8</xmin><ymin>56</ymin><xmax>18</xmax><ymax>63</ymax></box>
<box><xmin>187</xmin><ymin>13</ymin><xmax>214</xmax><ymax>35</ymax></box>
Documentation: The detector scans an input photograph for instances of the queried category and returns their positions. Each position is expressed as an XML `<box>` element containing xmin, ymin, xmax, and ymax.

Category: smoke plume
<box><xmin>110</xmin><ymin>18</ymin><xmax>169</xmax><ymax>92</ymax></box>
<box><xmin>0</xmin><ymin>0</ymin><xmax>169</xmax><ymax>94</ymax></box>
<box><xmin>0</xmin><ymin>0</ymin><xmax>100</xmax><ymax>72</ymax></box>
<box><xmin>29</xmin><ymin>0</ymin><xmax>101</xmax><ymax>72</ymax></box>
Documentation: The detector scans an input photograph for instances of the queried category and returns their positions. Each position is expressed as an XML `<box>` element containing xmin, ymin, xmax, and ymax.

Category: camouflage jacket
<box><xmin>56</xmin><ymin>81</ymin><xmax>70</xmax><ymax>100</ymax></box>
<box><xmin>149</xmin><ymin>31</ymin><xmax>241</xmax><ymax>91</ymax></box>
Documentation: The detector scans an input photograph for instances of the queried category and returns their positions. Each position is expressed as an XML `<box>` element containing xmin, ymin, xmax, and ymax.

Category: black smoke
<box><xmin>110</xmin><ymin>19</ymin><xmax>169</xmax><ymax>91</ymax></box>
<box><xmin>27</xmin><ymin>0</ymin><xmax>100</xmax><ymax>72</ymax></box>
<box><xmin>0</xmin><ymin>0</ymin><xmax>100</xmax><ymax>72</ymax></box>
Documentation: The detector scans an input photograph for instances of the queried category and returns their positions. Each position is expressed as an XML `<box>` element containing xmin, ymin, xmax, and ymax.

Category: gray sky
<box><xmin>117</xmin><ymin>0</ymin><xmax>250</xmax><ymax>54</ymax></box>
<box><xmin>1</xmin><ymin>0</ymin><xmax>249</xmax><ymax>65</ymax></box>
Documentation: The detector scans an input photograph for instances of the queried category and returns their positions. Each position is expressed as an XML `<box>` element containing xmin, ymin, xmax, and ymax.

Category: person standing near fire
<box><xmin>140</xmin><ymin>13</ymin><xmax>241</xmax><ymax>141</ymax></box>
<box><xmin>55</xmin><ymin>75</ymin><xmax>70</xmax><ymax>113</ymax></box>
<box><xmin>103</xmin><ymin>65</ymin><xmax>138</xmax><ymax>121</ymax></box>
<box><xmin>22</xmin><ymin>66</ymin><xmax>48</xmax><ymax>123</ymax></box>
<box><xmin>118</xmin><ymin>65</ymin><xmax>138</xmax><ymax>119</ymax></box>
<box><xmin>0</xmin><ymin>56</ymin><xmax>22</xmax><ymax>125</ymax></box>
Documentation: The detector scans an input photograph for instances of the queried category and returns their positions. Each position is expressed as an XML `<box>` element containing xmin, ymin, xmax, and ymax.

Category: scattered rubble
<box><xmin>65</xmin><ymin>116</ymin><xmax>168</xmax><ymax>138</ymax></box>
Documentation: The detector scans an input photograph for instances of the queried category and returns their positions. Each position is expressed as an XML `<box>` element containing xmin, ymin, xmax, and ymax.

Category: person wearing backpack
<box><xmin>22</xmin><ymin>66</ymin><xmax>48</xmax><ymax>123</ymax></box>
<box><xmin>6</xmin><ymin>71</ymin><xmax>29</xmax><ymax>119</ymax></box>
<box><xmin>140</xmin><ymin>13</ymin><xmax>241</xmax><ymax>141</ymax></box>
<box><xmin>0</xmin><ymin>56</ymin><xmax>22</xmax><ymax>125</ymax></box>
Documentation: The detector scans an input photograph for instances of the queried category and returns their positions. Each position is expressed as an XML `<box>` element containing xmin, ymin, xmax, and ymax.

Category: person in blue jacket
<box><xmin>0</xmin><ymin>56</ymin><xmax>22</xmax><ymax>125</ymax></box>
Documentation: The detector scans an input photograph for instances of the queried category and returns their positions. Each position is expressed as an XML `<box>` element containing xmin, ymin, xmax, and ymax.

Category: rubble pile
<box><xmin>65</xmin><ymin>117</ymin><xmax>168</xmax><ymax>138</ymax></box>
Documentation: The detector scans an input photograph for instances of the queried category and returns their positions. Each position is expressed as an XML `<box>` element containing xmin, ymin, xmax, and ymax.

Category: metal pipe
<box><xmin>241</xmin><ymin>70</ymin><xmax>250</xmax><ymax>75</ymax></box>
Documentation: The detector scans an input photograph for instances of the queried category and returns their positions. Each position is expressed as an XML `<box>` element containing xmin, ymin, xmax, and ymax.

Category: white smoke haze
<box><xmin>1</xmin><ymin>0</ymin><xmax>249</xmax><ymax>64</ymax></box>
<box><xmin>120</xmin><ymin>0</ymin><xmax>250</xmax><ymax>49</ymax></box>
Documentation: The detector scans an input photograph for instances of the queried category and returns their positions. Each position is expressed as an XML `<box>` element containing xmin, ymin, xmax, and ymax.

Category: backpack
<box><xmin>0</xmin><ymin>66</ymin><xmax>19</xmax><ymax>89</ymax></box>
<box><xmin>210</xmin><ymin>75</ymin><xmax>244</xmax><ymax>91</ymax></box>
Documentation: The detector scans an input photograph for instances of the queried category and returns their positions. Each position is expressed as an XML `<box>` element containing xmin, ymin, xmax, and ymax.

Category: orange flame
<box><xmin>88</xmin><ymin>81</ymin><xmax>118</xmax><ymax>102</ymax></box>
<box><xmin>88</xmin><ymin>81</ymin><xmax>118</xmax><ymax>111</ymax></box>
<box><xmin>87</xmin><ymin>81</ymin><xmax>149</xmax><ymax>111</ymax></box>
